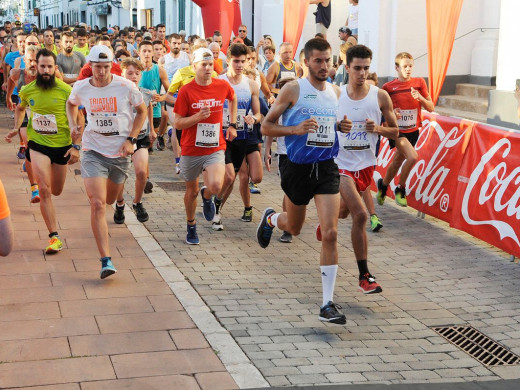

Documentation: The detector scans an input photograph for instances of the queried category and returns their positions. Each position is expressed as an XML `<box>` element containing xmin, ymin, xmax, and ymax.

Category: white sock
<box><xmin>320</xmin><ymin>265</ymin><xmax>338</xmax><ymax>307</ymax></box>
<box><xmin>268</xmin><ymin>212</ymin><xmax>280</xmax><ymax>228</ymax></box>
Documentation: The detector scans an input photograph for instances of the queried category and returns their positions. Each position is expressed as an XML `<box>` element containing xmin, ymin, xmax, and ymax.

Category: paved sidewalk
<box><xmin>0</xmin><ymin>107</ymin><xmax>239</xmax><ymax>389</ymax></box>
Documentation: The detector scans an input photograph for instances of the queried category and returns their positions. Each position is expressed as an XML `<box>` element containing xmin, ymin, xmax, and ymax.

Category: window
<box><xmin>160</xmin><ymin>0</ymin><xmax>166</xmax><ymax>25</ymax></box>
<box><xmin>179</xmin><ymin>0</ymin><xmax>185</xmax><ymax>31</ymax></box>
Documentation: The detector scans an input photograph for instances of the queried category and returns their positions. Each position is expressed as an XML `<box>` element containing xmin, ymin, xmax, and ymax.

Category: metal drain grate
<box><xmin>432</xmin><ymin>325</ymin><xmax>520</xmax><ymax>366</ymax></box>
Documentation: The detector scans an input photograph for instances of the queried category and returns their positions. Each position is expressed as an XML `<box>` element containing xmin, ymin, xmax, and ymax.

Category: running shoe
<box><xmin>249</xmin><ymin>181</ymin><xmax>261</xmax><ymax>194</ymax></box>
<box><xmin>114</xmin><ymin>204</ymin><xmax>125</xmax><ymax>224</ymax></box>
<box><xmin>370</xmin><ymin>214</ymin><xmax>383</xmax><ymax>232</ymax></box>
<box><xmin>200</xmin><ymin>186</ymin><xmax>216</xmax><ymax>221</ymax></box>
<box><xmin>186</xmin><ymin>224</ymin><xmax>200</xmax><ymax>245</ymax></box>
<box><xmin>241</xmin><ymin>208</ymin><xmax>253</xmax><ymax>222</ymax></box>
<box><xmin>175</xmin><ymin>163</ymin><xmax>181</xmax><ymax>174</ymax></box>
<box><xmin>211</xmin><ymin>213</ymin><xmax>224</xmax><ymax>231</ymax></box>
<box><xmin>395</xmin><ymin>186</ymin><xmax>408</xmax><ymax>207</ymax></box>
<box><xmin>156</xmin><ymin>135</ymin><xmax>165</xmax><ymax>151</ymax></box>
<box><xmin>319</xmin><ymin>301</ymin><xmax>346</xmax><ymax>324</ymax></box>
<box><xmin>359</xmin><ymin>273</ymin><xmax>383</xmax><ymax>294</ymax></box>
<box><xmin>100</xmin><ymin>257</ymin><xmax>117</xmax><ymax>279</ymax></box>
<box><xmin>17</xmin><ymin>146</ymin><xmax>26</xmax><ymax>159</ymax></box>
<box><xmin>376</xmin><ymin>178</ymin><xmax>387</xmax><ymax>206</ymax></box>
<box><xmin>144</xmin><ymin>179</ymin><xmax>153</xmax><ymax>194</ymax></box>
<box><xmin>256</xmin><ymin>207</ymin><xmax>275</xmax><ymax>248</ymax></box>
<box><xmin>22</xmin><ymin>161</ymin><xmax>26</xmax><ymax>172</ymax></box>
<box><xmin>279</xmin><ymin>231</ymin><xmax>293</xmax><ymax>243</ymax></box>
<box><xmin>30</xmin><ymin>188</ymin><xmax>40</xmax><ymax>204</ymax></box>
<box><xmin>45</xmin><ymin>236</ymin><xmax>63</xmax><ymax>254</ymax></box>
<box><xmin>316</xmin><ymin>224</ymin><xmax>322</xmax><ymax>242</ymax></box>
<box><xmin>133</xmin><ymin>202</ymin><xmax>149</xmax><ymax>223</ymax></box>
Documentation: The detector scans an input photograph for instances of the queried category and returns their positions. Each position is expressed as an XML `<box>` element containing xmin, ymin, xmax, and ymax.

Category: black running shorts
<box><xmin>224</xmin><ymin>138</ymin><xmax>247</xmax><ymax>172</ymax></box>
<box><xmin>389</xmin><ymin>129</ymin><xmax>419</xmax><ymax>149</ymax></box>
<box><xmin>26</xmin><ymin>140</ymin><xmax>72</xmax><ymax>165</ymax></box>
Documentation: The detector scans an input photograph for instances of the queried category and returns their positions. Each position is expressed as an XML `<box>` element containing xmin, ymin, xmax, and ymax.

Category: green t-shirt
<box><xmin>19</xmin><ymin>79</ymin><xmax>72</xmax><ymax>147</ymax></box>
<box><xmin>73</xmin><ymin>44</ymin><xmax>90</xmax><ymax>57</ymax></box>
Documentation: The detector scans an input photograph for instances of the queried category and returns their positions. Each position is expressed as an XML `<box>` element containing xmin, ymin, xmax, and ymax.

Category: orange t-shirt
<box><xmin>0</xmin><ymin>179</ymin><xmax>10</xmax><ymax>220</ymax></box>
<box><xmin>173</xmin><ymin>78</ymin><xmax>235</xmax><ymax>156</ymax></box>
<box><xmin>382</xmin><ymin>77</ymin><xmax>429</xmax><ymax>133</ymax></box>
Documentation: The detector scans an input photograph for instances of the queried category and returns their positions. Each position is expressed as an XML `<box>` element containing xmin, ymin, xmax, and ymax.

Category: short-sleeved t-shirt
<box><xmin>57</xmin><ymin>52</ymin><xmax>86</xmax><ymax>79</ymax></box>
<box><xmin>173</xmin><ymin>78</ymin><xmax>235</xmax><ymax>156</ymax></box>
<box><xmin>73</xmin><ymin>44</ymin><xmax>90</xmax><ymax>57</ymax></box>
<box><xmin>77</xmin><ymin>62</ymin><xmax>122</xmax><ymax>81</ymax></box>
<box><xmin>168</xmin><ymin>64</ymin><xmax>219</xmax><ymax>95</ymax></box>
<box><xmin>382</xmin><ymin>77</ymin><xmax>429</xmax><ymax>133</ymax></box>
<box><xmin>68</xmin><ymin>75</ymin><xmax>144</xmax><ymax>158</ymax></box>
<box><xmin>19</xmin><ymin>79</ymin><xmax>72</xmax><ymax>147</ymax></box>
<box><xmin>0</xmin><ymin>179</ymin><xmax>10</xmax><ymax>220</ymax></box>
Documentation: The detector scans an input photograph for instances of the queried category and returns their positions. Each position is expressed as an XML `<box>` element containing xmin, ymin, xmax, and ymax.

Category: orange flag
<box><xmin>283</xmin><ymin>0</ymin><xmax>310</xmax><ymax>59</ymax></box>
<box><xmin>426</xmin><ymin>0</ymin><xmax>464</xmax><ymax>105</ymax></box>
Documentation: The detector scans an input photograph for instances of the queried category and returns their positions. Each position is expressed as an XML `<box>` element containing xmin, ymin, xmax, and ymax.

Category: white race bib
<box><xmin>64</xmin><ymin>73</ymin><xmax>78</xmax><ymax>79</ymax></box>
<box><xmin>280</xmin><ymin>71</ymin><xmax>294</xmax><ymax>80</ymax></box>
<box><xmin>90</xmin><ymin>113</ymin><xmax>120</xmax><ymax>136</ymax></box>
<box><xmin>32</xmin><ymin>113</ymin><xmax>58</xmax><ymax>135</ymax></box>
<box><xmin>223</xmin><ymin>107</ymin><xmax>230</xmax><ymax>128</ymax></box>
<box><xmin>306</xmin><ymin>116</ymin><xmax>336</xmax><ymax>148</ymax></box>
<box><xmin>236</xmin><ymin>108</ymin><xmax>246</xmax><ymax>131</ymax></box>
<box><xmin>397</xmin><ymin>108</ymin><xmax>417</xmax><ymax>130</ymax></box>
<box><xmin>342</xmin><ymin>121</ymin><xmax>370</xmax><ymax>151</ymax></box>
<box><xmin>196</xmin><ymin>123</ymin><xmax>219</xmax><ymax>148</ymax></box>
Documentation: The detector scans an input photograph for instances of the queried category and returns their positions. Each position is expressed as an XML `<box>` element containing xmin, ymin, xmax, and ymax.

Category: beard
<box><xmin>172</xmin><ymin>48</ymin><xmax>180</xmax><ymax>55</ymax></box>
<box><xmin>65</xmin><ymin>47</ymin><xmax>73</xmax><ymax>54</ymax></box>
<box><xmin>36</xmin><ymin>73</ymin><xmax>56</xmax><ymax>90</ymax></box>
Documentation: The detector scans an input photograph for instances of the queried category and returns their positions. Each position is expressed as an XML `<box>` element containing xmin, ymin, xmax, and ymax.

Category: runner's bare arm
<box><xmin>245</xmin><ymin>80</ymin><xmax>261</xmax><ymax>125</ymax></box>
<box><xmin>148</xmin><ymin>103</ymin><xmax>156</xmax><ymax>143</ymax></box>
<box><xmin>263</xmin><ymin>136</ymin><xmax>273</xmax><ymax>172</ymax></box>
<box><xmin>226</xmin><ymin>94</ymin><xmax>238</xmax><ymax>141</ymax></box>
<box><xmin>266</xmin><ymin>62</ymin><xmax>280</xmax><ymax>94</ymax></box>
<box><xmin>6</xmin><ymin>70</ymin><xmax>20</xmax><ymax>111</ymax></box>
<box><xmin>412</xmin><ymin>87</ymin><xmax>434</xmax><ymax>112</ymax></box>
<box><xmin>295</xmin><ymin>63</ymin><xmax>304</xmax><ymax>78</ymax></box>
<box><xmin>66</xmin><ymin>100</ymin><xmax>81</xmax><ymax>139</ymax></box>
<box><xmin>158</xmin><ymin>65</ymin><xmax>170</xmax><ymax>93</ymax></box>
<box><xmin>174</xmin><ymin>106</ymin><xmax>210</xmax><ymax>130</ymax></box>
<box><xmin>130</xmin><ymin>102</ymin><xmax>148</xmax><ymax>139</ymax></box>
<box><xmin>259</xmin><ymin>72</ymin><xmax>274</xmax><ymax>104</ymax></box>
<box><xmin>377</xmin><ymin>89</ymin><xmax>399</xmax><ymax>140</ymax></box>
<box><xmin>5</xmin><ymin>104</ymin><xmax>27</xmax><ymax>142</ymax></box>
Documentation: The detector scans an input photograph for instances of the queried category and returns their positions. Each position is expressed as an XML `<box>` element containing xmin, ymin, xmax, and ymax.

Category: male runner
<box><xmin>379</xmin><ymin>52</ymin><xmax>434</xmax><ymax>206</ymax></box>
<box><xmin>41</xmin><ymin>29</ymin><xmax>58</xmax><ymax>55</ymax></box>
<box><xmin>319</xmin><ymin>44</ymin><xmax>399</xmax><ymax>294</ymax></box>
<box><xmin>257</xmin><ymin>38</ymin><xmax>351</xmax><ymax>324</ymax></box>
<box><xmin>173</xmin><ymin>48</ymin><xmax>237</xmax><ymax>244</ymax></box>
<box><xmin>266</xmin><ymin>42</ymin><xmax>303</xmax><ymax>95</ymax></box>
<box><xmin>66</xmin><ymin>44</ymin><xmax>147</xmax><ymax>279</ymax></box>
<box><xmin>212</xmin><ymin>43</ymin><xmax>261</xmax><ymax>230</ymax></box>
<box><xmin>73</xmin><ymin>28</ymin><xmax>90</xmax><ymax>57</ymax></box>
<box><xmin>57</xmin><ymin>32</ymin><xmax>86</xmax><ymax>85</ymax></box>
<box><xmin>156</xmin><ymin>24</ymin><xmax>170</xmax><ymax>53</ymax></box>
<box><xmin>5</xmin><ymin>49</ymin><xmax>80</xmax><ymax>254</ymax></box>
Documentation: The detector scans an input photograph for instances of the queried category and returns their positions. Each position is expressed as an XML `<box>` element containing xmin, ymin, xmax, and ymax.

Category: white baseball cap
<box><xmin>192</xmin><ymin>48</ymin><xmax>214</xmax><ymax>63</ymax></box>
<box><xmin>88</xmin><ymin>44</ymin><xmax>114</xmax><ymax>63</ymax></box>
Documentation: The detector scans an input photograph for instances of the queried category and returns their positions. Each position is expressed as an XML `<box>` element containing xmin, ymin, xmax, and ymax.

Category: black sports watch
<box><xmin>229</xmin><ymin>123</ymin><xmax>237</xmax><ymax>128</ymax></box>
<box><xmin>126</xmin><ymin>136</ymin><xmax>137</xmax><ymax>144</ymax></box>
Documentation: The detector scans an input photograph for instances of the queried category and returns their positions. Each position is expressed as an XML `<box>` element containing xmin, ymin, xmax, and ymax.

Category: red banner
<box><xmin>283</xmin><ymin>0</ymin><xmax>310</xmax><ymax>58</ymax></box>
<box><xmin>193</xmin><ymin>0</ymin><xmax>236</xmax><ymax>53</ymax></box>
<box><xmin>451</xmin><ymin>123</ymin><xmax>520</xmax><ymax>257</ymax></box>
<box><xmin>374</xmin><ymin>112</ymin><xmax>474</xmax><ymax>222</ymax></box>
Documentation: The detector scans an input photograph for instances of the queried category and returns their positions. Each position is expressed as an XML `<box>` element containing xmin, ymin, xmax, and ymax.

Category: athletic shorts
<box><xmin>316</xmin><ymin>23</ymin><xmax>328</xmax><ymax>35</ymax></box>
<box><xmin>225</xmin><ymin>139</ymin><xmax>247</xmax><ymax>172</ymax></box>
<box><xmin>136</xmin><ymin>137</ymin><xmax>151</xmax><ymax>151</ymax></box>
<box><xmin>81</xmin><ymin>150</ymin><xmax>130</xmax><ymax>184</ymax></box>
<box><xmin>21</xmin><ymin>113</ymin><xmax>28</xmax><ymax>128</ymax></box>
<box><xmin>176</xmin><ymin>129</ymin><xmax>182</xmax><ymax>143</ymax></box>
<box><xmin>389</xmin><ymin>130</ymin><xmax>419</xmax><ymax>149</ymax></box>
<box><xmin>278</xmin><ymin>154</ymin><xmax>288</xmax><ymax>177</ymax></box>
<box><xmin>152</xmin><ymin>117</ymin><xmax>161</xmax><ymax>129</ymax></box>
<box><xmin>339</xmin><ymin>165</ymin><xmax>375</xmax><ymax>193</ymax></box>
<box><xmin>281</xmin><ymin>158</ymin><xmax>339</xmax><ymax>206</ymax></box>
<box><xmin>180</xmin><ymin>150</ymin><xmax>225</xmax><ymax>182</ymax></box>
<box><xmin>246</xmin><ymin>143</ymin><xmax>260</xmax><ymax>155</ymax></box>
<box><xmin>26</xmin><ymin>140</ymin><xmax>71</xmax><ymax>165</ymax></box>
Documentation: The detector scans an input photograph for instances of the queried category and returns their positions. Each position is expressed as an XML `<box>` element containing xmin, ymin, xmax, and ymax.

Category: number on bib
<box><xmin>32</xmin><ymin>113</ymin><xmax>58</xmax><ymax>135</ymax></box>
<box><xmin>342</xmin><ymin>121</ymin><xmax>370</xmax><ymax>151</ymax></box>
<box><xmin>90</xmin><ymin>113</ymin><xmax>120</xmax><ymax>136</ymax></box>
<box><xmin>397</xmin><ymin>109</ymin><xmax>418</xmax><ymax>130</ymax></box>
<box><xmin>306</xmin><ymin>116</ymin><xmax>336</xmax><ymax>148</ymax></box>
<box><xmin>196</xmin><ymin>123</ymin><xmax>220</xmax><ymax>148</ymax></box>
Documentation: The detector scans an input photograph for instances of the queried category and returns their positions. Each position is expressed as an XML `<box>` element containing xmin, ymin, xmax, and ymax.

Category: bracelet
<box><xmin>71</xmin><ymin>143</ymin><xmax>81</xmax><ymax>150</ymax></box>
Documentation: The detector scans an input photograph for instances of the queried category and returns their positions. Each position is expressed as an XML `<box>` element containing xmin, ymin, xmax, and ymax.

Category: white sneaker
<box><xmin>175</xmin><ymin>163</ymin><xmax>181</xmax><ymax>174</ymax></box>
<box><xmin>211</xmin><ymin>213</ymin><xmax>224</xmax><ymax>231</ymax></box>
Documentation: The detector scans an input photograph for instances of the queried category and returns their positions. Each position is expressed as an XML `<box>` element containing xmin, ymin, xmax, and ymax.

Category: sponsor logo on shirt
<box><xmin>301</xmin><ymin>107</ymin><xmax>336</xmax><ymax>116</ymax></box>
<box><xmin>90</xmin><ymin>97</ymin><xmax>118</xmax><ymax>113</ymax></box>
<box><xmin>191</xmin><ymin>99</ymin><xmax>223</xmax><ymax>109</ymax></box>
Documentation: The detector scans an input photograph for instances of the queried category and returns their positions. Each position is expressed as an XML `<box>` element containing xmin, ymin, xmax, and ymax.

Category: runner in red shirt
<box><xmin>174</xmin><ymin>48</ymin><xmax>238</xmax><ymax>245</ymax></box>
<box><xmin>379</xmin><ymin>52</ymin><xmax>434</xmax><ymax>207</ymax></box>
<box><xmin>77</xmin><ymin>36</ymin><xmax>122</xmax><ymax>80</ymax></box>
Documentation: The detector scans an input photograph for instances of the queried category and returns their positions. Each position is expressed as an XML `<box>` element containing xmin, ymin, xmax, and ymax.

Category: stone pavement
<box><xmin>0</xmin><ymin>106</ymin><xmax>240</xmax><ymax>389</ymax></box>
<box><xmin>123</xmin><ymin>133</ymin><xmax>520</xmax><ymax>387</ymax></box>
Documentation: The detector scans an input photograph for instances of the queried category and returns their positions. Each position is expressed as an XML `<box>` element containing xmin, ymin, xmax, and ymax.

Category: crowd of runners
<box><xmin>0</xmin><ymin>19</ymin><xmax>433</xmax><ymax>323</ymax></box>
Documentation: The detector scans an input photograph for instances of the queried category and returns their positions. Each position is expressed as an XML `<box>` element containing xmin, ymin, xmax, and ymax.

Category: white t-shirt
<box><xmin>69</xmin><ymin>75</ymin><xmax>144</xmax><ymax>158</ymax></box>
<box><xmin>347</xmin><ymin>4</ymin><xmax>359</xmax><ymax>30</ymax></box>
<box><xmin>162</xmin><ymin>51</ymin><xmax>190</xmax><ymax>81</ymax></box>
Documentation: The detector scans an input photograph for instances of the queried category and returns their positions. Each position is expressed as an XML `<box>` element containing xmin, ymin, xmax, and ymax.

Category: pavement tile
<box><xmin>147</xmin><ymin>294</ymin><xmax>185</xmax><ymax>311</ymax></box>
<box><xmin>83</xmin><ymin>281</ymin><xmax>171</xmax><ymax>299</ymax></box>
<box><xmin>0</xmin><ymin>302</ymin><xmax>60</xmax><ymax>321</ymax></box>
<box><xmin>170</xmin><ymin>329</ymin><xmax>210</xmax><ymax>349</ymax></box>
<box><xmin>0</xmin><ymin>337</ymin><xmax>71</xmax><ymax>362</ymax></box>
<box><xmin>59</xmin><ymin>296</ymin><xmax>154</xmax><ymax>317</ymax></box>
<box><xmin>80</xmin><ymin>375</ymin><xmax>201</xmax><ymax>390</ymax></box>
<box><xmin>95</xmin><ymin>311</ymin><xmax>194</xmax><ymax>333</ymax></box>
<box><xmin>0</xmin><ymin>316</ymin><xmax>99</xmax><ymax>341</ymax></box>
<box><xmin>195</xmin><ymin>372</ymin><xmax>238</xmax><ymax>390</ymax></box>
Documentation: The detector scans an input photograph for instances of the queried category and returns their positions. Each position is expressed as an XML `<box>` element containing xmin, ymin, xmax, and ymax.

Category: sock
<box><xmin>214</xmin><ymin>197</ymin><xmax>222</xmax><ymax>214</ymax></box>
<box><xmin>357</xmin><ymin>260</ymin><xmax>369</xmax><ymax>277</ymax></box>
<box><xmin>187</xmin><ymin>219</ymin><xmax>195</xmax><ymax>226</ymax></box>
<box><xmin>100</xmin><ymin>256</ymin><xmax>111</xmax><ymax>262</ymax></box>
<box><xmin>320</xmin><ymin>264</ymin><xmax>338</xmax><ymax>307</ymax></box>
<box><xmin>175</xmin><ymin>157</ymin><xmax>180</xmax><ymax>164</ymax></box>
<box><xmin>31</xmin><ymin>184</ymin><xmax>38</xmax><ymax>191</ymax></box>
<box><xmin>116</xmin><ymin>200</ymin><xmax>125</xmax><ymax>208</ymax></box>
<box><xmin>245</xmin><ymin>206</ymin><xmax>252</xmax><ymax>211</ymax></box>
<box><xmin>267</xmin><ymin>212</ymin><xmax>279</xmax><ymax>228</ymax></box>
<box><xmin>49</xmin><ymin>231</ymin><xmax>58</xmax><ymax>238</ymax></box>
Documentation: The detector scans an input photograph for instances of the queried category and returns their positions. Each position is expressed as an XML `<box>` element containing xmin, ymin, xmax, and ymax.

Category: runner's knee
<box><xmin>320</xmin><ymin>226</ymin><xmax>338</xmax><ymax>242</ymax></box>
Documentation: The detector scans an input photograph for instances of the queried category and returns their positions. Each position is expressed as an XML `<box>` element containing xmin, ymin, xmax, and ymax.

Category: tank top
<box><xmin>163</xmin><ymin>52</ymin><xmax>190</xmax><ymax>82</ymax></box>
<box><xmin>335</xmin><ymin>85</ymin><xmax>382</xmax><ymax>171</ymax></box>
<box><xmin>282</xmin><ymin>78</ymin><xmax>339</xmax><ymax>164</ymax></box>
<box><xmin>315</xmin><ymin>1</ymin><xmax>332</xmax><ymax>28</ymax></box>
<box><xmin>276</xmin><ymin>61</ymin><xmax>297</xmax><ymax>89</ymax></box>
<box><xmin>139</xmin><ymin>64</ymin><xmax>161</xmax><ymax>118</ymax></box>
<box><xmin>219</xmin><ymin>74</ymin><xmax>252</xmax><ymax>141</ymax></box>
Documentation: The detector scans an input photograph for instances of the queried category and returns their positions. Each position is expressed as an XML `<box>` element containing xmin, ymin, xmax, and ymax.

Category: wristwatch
<box><xmin>229</xmin><ymin>123</ymin><xmax>237</xmax><ymax>128</ymax></box>
<box><xmin>71</xmin><ymin>143</ymin><xmax>81</xmax><ymax>150</ymax></box>
<box><xmin>126</xmin><ymin>136</ymin><xmax>137</xmax><ymax>144</ymax></box>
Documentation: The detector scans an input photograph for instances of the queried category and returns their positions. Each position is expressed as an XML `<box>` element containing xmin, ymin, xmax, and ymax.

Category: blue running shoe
<box><xmin>100</xmin><ymin>257</ymin><xmax>117</xmax><ymax>279</ymax></box>
<box><xmin>186</xmin><ymin>224</ymin><xmax>200</xmax><ymax>245</ymax></box>
<box><xmin>200</xmin><ymin>186</ymin><xmax>215</xmax><ymax>221</ymax></box>
<box><xmin>256</xmin><ymin>208</ymin><xmax>275</xmax><ymax>248</ymax></box>
<box><xmin>30</xmin><ymin>188</ymin><xmax>40</xmax><ymax>204</ymax></box>
<box><xmin>22</xmin><ymin>161</ymin><xmax>26</xmax><ymax>172</ymax></box>
<box><xmin>17</xmin><ymin>146</ymin><xmax>26</xmax><ymax>160</ymax></box>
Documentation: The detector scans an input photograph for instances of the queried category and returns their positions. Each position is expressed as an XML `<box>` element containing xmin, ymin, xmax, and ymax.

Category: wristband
<box><xmin>71</xmin><ymin>143</ymin><xmax>81</xmax><ymax>151</ymax></box>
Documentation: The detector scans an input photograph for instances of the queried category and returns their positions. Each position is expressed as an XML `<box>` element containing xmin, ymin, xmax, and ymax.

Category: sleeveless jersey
<box><xmin>219</xmin><ymin>74</ymin><xmax>252</xmax><ymax>141</ymax></box>
<box><xmin>282</xmin><ymin>78</ymin><xmax>339</xmax><ymax>164</ymax></box>
<box><xmin>335</xmin><ymin>84</ymin><xmax>382</xmax><ymax>171</ymax></box>
<box><xmin>276</xmin><ymin>61</ymin><xmax>297</xmax><ymax>89</ymax></box>
<box><xmin>139</xmin><ymin>64</ymin><xmax>161</xmax><ymax>118</ymax></box>
<box><xmin>163</xmin><ymin>52</ymin><xmax>190</xmax><ymax>82</ymax></box>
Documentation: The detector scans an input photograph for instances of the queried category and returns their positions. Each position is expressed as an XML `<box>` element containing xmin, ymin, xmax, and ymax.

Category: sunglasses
<box><xmin>26</xmin><ymin>42</ymin><xmax>39</xmax><ymax>45</ymax></box>
<box><xmin>238</xmin><ymin>29</ymin><xmax>246</xmax><ymax>33</ymax></box>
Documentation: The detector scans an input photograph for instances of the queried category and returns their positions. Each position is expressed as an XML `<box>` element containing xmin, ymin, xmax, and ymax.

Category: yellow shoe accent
<box><xmin>45</xmin><ymin>236</ymin><xmax>63</xmax><ymax>254</ymax></box>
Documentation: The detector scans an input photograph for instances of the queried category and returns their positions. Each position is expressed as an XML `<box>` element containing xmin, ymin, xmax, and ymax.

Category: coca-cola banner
<box><xmin>451</xmin><ymin>123</ymin><xmax>520</xmax><ymax>257</ymax></box>
<box><xmin>374</xmin><ymin>113</ymin><xmax>474</xmax><ymax>222</ymax></box>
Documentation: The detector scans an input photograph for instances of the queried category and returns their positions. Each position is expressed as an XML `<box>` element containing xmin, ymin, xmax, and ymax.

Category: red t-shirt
<box><xmin>77</xmin><ymin>62</ymin><xmax>123</xmax><ymax>81</ymax></box>
<box><xmin>382</xmin><ymin>77</ymin><xmax>429</xmax><ymax>133</ymax></box>
<box><xmin>174</xmin><ymin>78</ymin><xmax>235</xmax><ymax>156</ymax></box>
<box><xmin>163</xmin><ymin>39</ymin><xmax>171</xmax><ymax>54</ymax></box>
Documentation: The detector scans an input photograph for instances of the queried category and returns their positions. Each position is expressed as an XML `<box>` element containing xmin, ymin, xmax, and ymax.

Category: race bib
<box><xmin>280</xmin><ymin>71</ymin><xmax>294</xmax><ymax>80</ymax></box>
<box><xmin>64</xmin><ymin>73</ymin><xmax>78</xmax><ymax>79</ymax></box>
<box><xmin>139</xmin><ymin>118</ymin><xmax>149</xmax><ymax>137</ymax></box>
<box><xmin>342</xmin><ymin>121</ymin><xmax>370</xmax><ymax>151</ymax></box>
<box><xmin>196</xmin><ymin>123</ymin><xmax>219</xmax><ymax>147</ymax></box>
<box><xmin>90</xmin><ymin>113</ymin><xmax>119</xmax><ymax>136</ymax></box>
<box><xmin>236</xmin><ymin>108</ymin><xmax>246</xmax><ymax>131</ymax></box>
<box><xmin>306</xmin><ymin>116</ymin><xmax>336</xmax><ymax>148</ymax></box>
<box><xmin>223</xmin><ymin>107</ymin><xmax>230</xmax><ymax>128</ymax></box>
<box><xmin>397</xmin><ymin>108</ymin><xmax>417</xmax><ymax>130</ymax></box>
<box><xmin>32</xmin><ymin>113</ymin><xmax>58</xmax><ymax>135</ymax></box>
